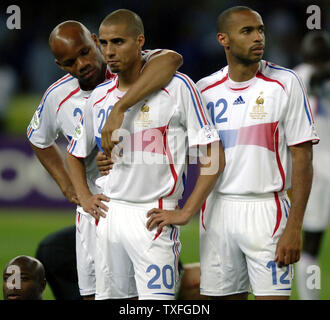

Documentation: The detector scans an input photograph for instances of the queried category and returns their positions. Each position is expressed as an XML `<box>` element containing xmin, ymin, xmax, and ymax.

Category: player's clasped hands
<box><xmin>96</xmin><ymin>151</ymin><xmax>114</xmax><ymax>176</ymax></box>
<box><xmin>80</xmin><ymin>194</ymin><xmax>110</xmax><ymax>221</ymax></box>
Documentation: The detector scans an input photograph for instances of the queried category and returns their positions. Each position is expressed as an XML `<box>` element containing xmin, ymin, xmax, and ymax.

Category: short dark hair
<box><xmin>217</xmin><ymin>6</ymin><xmax>254</xmax><ymax>33</ymax></box>
<box><xmin>100</xmin><ymin>9</ymin><xmax>144</xmax><ymax>38</ymax></box>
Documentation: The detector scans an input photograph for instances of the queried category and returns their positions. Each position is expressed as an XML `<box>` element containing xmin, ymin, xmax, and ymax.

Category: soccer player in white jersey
<box><xmin>197</xmin><ymin>6</ymin><xmax>320</xmax><ymax>300</ymax></box>
<box><xmin>294</xmin><ymin>31</ymin><xmax>330</xmax><ymax>300</ymax></box>
<box><xmin>66</xmin><ymin>9</ymin><xmax>224</xmax><ymax>300</ymax></box>
<box><xmin>149</xmin><ymin>6</ymin><xmax>320</xmax><ymax>300</ymax></box>
<box><xmin>27</xmin><ymin>20</ymin><xmax>183</xmax><ymax>300</ymax></box>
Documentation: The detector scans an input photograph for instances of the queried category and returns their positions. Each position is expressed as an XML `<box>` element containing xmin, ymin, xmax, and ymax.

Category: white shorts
<box><xmin>303</xmin><ymin>176</ymin><xmax>330</xmax><ymax>232</ymax></box>
<box><xmin>200</xmin><ymin>191</ymin><xmax>294</xmax><ymax>297</ymax></box>
<box><xmin>76</xmin><ymin>208</ymin><xmax>97</xmax><ymax>296</ymax></box>
<box><xmin>95</xmin><ymin>199</ymin><xmax>181</xmax><ymax>300</ymax></box>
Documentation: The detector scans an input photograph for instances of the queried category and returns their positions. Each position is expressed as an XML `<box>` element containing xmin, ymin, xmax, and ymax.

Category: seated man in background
<box><xmin>3</xmin><ymin>255</ymin><xmax>46</xmax><ymax>300</ymax></box>
<box><xmin>35</xmin><ymin>226</ymin><xmax>81</xmax><ymax>300</ymax></box>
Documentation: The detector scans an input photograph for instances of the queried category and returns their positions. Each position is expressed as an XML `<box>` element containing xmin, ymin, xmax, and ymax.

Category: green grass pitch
<box><xmin>0</xmin><ymin>209</ymin><xmax>329</xmax><ymax>300</ymax></box>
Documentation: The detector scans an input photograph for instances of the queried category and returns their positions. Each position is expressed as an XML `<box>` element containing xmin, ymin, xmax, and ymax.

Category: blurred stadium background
<box><xmin>0</xmin><ymin>0</ymin><xmax>329</xmax><ymax>300</ymax></box>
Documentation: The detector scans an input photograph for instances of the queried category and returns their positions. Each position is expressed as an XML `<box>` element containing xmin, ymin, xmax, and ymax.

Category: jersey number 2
<box><xmin>73</xmin><ymin>107</ymin><xmax>82</xmax><ymax>120</ymax></box>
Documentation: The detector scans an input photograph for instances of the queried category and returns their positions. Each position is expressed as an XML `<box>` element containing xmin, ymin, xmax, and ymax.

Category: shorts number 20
<box><xmin>147</xmin><ymin>264</ymin><xmax>174</xmax><ymax>290</ymax></box>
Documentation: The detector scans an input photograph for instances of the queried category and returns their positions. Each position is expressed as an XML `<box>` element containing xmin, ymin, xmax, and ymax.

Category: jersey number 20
<box><xmin>97</xmin><ymin>105</ymin><xmax>113</xmax><ymax>134</ymax></box>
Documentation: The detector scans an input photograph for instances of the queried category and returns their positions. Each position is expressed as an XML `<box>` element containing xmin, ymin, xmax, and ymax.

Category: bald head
<box><xmin>217</xmin><ymin>6</ymin><xmax>256</xmax><ymax>33</ymax></box>
<box><xmin>100</xmin><ymin>9</ymin><xmax>144</xmax><ymax>39</ymax></box>
<box><xmin>48</xmin><ymin>20</ymin><xmax>106</xmax><ymax>91</ymax></box>
<box><xmin>3</xmin><ymin>255</ymin><xmax>46</xmax><ymax>300</ymax></box>
<box><xmin>5</xmin><ymin>255</ymin><xmax>45</xmax><ymax>282</ymax></box>
<box><xmin>49</xmin><ymin>20</ymin><xmax>92</xmax><ymax>50</ymax></box>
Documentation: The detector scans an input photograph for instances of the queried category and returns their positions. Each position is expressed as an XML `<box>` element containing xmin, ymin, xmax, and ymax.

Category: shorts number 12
<box><xmin>266</xmin><ymin>260</ymin><xmax>290</xmax><ymax>285</ymax></box>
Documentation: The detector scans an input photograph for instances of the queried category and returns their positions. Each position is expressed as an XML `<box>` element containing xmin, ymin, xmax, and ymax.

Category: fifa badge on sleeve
<box><xmin>73</xmin><ymin>123</ymin><xmax>83</xmax><ymax>140</ymax></box>
<box><xmin>31</xmin><ymin>109</ymin><xmax>41</xmax><ymax>130</ymax></box>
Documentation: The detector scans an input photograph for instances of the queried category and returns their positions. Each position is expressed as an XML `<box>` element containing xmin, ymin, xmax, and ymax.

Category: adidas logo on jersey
<box><xmin>233</xmin><ymin>96</ymin><xmax>245</xmax><ymax>105</ymax></box>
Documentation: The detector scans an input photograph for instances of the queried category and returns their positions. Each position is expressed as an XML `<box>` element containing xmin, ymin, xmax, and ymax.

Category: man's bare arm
<box><xmin>275</xmin><ymin>142</ymin><xmax>313</xmax><ymax>267</ymax></box>
<box><xmin>146</xmin><ymin>141</ymin><xmax>225</xmax><ymax>233</ymax></box>
<box><xmin>116</xmin><ymin>50</ymin><xmax>183</xmax><ymax>112</ymax></box>
<box><xmin>66</xmin><ymin>152</ymin><xmax>109</xmax><ymax>220</ymax></box>
<box><xmin>101</xmin><ymin>50</ymin><xmax>183</xmax><ymax>157</ymax></box>
<box><xmin>30</xmin><ymin>143</ymin><xmax>78</xmax><ymax>205</ymax></box>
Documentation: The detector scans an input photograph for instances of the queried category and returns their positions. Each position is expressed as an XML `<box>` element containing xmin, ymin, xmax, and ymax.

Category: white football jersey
<box><xmin>69</xmin><ymin>72</ymin><xmax>219</xmax><ymax>203</ymax></box>
<box><xmin>197</xmin><ymin>60</ymin><xmax>320</xmax><ymax>195</ymax></box>
<box><xmin>27</xmin><ymin>49</ymin><xmax>165</xmax><ymax>194</ymax></box>
<box><xmin>27</xmin><ymin>73</ymin><xmax>101</xmax><ymax>193</ymax></box>
<box><xmin>294</xmin><ymin>63</ymin><xmax>330</xmax><ymax>180</ymax></box>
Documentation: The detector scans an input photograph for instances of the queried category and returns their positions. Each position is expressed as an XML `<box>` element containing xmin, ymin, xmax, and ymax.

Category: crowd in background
<box><xmin>0</xmin><ymin>0</ymin><xmax>329</xmax><ymax>99</ymax></box>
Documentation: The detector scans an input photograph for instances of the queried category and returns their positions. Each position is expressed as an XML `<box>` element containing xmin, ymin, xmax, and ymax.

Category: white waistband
<box><xmin>108</xmin><ymin>198</ymin><xmax>178</xmax><ymax>210</ymax></box>
<box><xmin>214</xmin><ymin>191</ymin><xmax>288</xmax><ymax>201</ymax></box>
